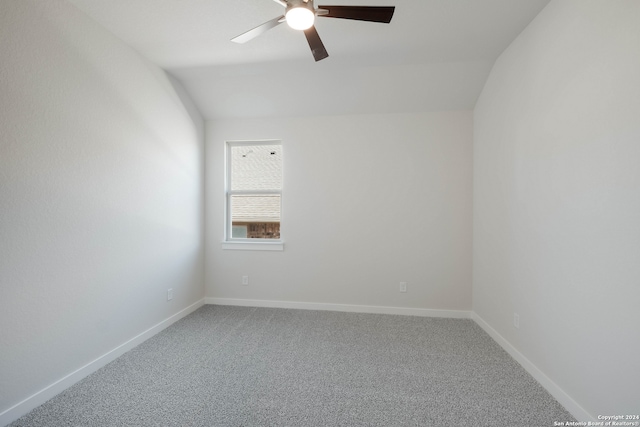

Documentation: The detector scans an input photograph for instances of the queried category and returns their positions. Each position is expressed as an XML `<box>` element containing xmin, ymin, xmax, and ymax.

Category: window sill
<box><xmin>221</xmin><ymin>241</ymin><xmax>284</xmax><ymax>251</ymax></box>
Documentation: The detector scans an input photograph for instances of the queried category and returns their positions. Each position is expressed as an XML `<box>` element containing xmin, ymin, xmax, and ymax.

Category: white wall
<box><xmin>0</xmin><ymin>0</ymin><xmax>204</xmax><ymax>420</ymax></box>
<box><xmin>474</xmin><ymin>0</ymin><xmax>640</xmax><ymax>417</ymax></box>
<box><xmin>206</xmin><ymin>112</ymin><xmax>472</xmax><ymax>312</ymax></box>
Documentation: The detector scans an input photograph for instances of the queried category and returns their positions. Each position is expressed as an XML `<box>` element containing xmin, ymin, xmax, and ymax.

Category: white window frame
<box><xmin>222</xmin><ymin>140</ymin><xmax>284</xmax><ymax>251</ymax></box>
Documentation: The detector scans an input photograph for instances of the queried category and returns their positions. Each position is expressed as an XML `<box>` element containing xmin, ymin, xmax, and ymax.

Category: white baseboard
<box><xmin>205</xmin><ymin>297</ymin><xmax>472</xmax><ymax>319</ymax></box>
<box><xmin>0</xmin><ymin>298</ymin><xmax>205</xmax><ymax>427</ymax></box>
<box><xmin>471</xmin><ymin>312</ymin><xmax>594</xmax><ymax>422</ymax></box>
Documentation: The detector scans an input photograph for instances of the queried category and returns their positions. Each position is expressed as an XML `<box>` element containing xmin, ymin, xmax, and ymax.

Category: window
<box><xmin>223</xmin><ymin>141</ymin><xmax>283</xmax><ymax>250</ymax></box>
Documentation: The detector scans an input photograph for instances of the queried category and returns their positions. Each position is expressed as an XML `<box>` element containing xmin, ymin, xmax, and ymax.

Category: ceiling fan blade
<box><xmin>231</xmin><ymin>15</ymin><xmax>285</xmax><ymax>44</ymax></box>
<box><xmin>303</xmin><ymin>25</ymin><xmax>329</xmax><ymax>62</ymax></box>
<box><xmin>317</xmin><ymin>6</ymin><xmax>395</xmax><ymax>23</ymax></box>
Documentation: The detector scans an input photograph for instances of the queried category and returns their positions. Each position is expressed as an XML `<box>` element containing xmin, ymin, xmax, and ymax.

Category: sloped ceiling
<box><xmin>68</xmin><ymin>0</ymin><xmax>551</xmax><ymax>119</ymax></box>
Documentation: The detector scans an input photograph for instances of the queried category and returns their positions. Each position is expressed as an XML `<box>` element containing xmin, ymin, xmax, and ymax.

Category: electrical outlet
<box><xmin>514</xmin><ymin>313</ymin><xmax>520</xmax><ymax>329</ymax></box>
<box><xmin>242</xmin><ymin>276</ymin><xmax>249</xmax><ymax>286</ymax></box>
<box><xmin>167</xmin><ymin>288</ymin><xmax>173</xmax><ymax>301</ymax></box>
<box><xmin>399</xmin><ymin>282</ymin><xmax>407</xmax><ymax>293</ymax></box>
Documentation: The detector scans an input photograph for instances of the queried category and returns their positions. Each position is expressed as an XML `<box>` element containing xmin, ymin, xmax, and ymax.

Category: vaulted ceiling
<box><xmin>68</xmin><ymin>0</ymin><xmax>551</xmax><ymax>119</ymax></box>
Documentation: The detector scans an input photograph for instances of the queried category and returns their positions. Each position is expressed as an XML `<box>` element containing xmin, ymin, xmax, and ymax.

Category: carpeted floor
<box><xmin>10</xmin><ymin>305</ymin><xmax>575</xmax><ymax>426</ymax></box>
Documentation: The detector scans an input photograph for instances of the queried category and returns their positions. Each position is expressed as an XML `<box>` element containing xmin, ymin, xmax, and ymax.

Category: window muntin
<box><xmin>226</xmin><ymin>141</ymin><xmax>282</xmax><ymax>242</ymax></box>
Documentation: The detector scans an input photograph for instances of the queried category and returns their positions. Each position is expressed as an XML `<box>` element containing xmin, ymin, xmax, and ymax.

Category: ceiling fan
<box><xmin>231</xmin><ymin>0</ymin><xmax>395</xmax><ymax>62</ymax></box>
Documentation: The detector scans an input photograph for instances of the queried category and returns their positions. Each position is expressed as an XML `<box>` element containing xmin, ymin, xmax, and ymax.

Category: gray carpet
<box><xmin>10</xmin><ymin>305</ymin><xmax>575</xmax><ymax>427</ymax></box>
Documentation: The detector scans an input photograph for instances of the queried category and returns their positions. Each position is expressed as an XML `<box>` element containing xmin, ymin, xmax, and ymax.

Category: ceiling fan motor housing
<box><xmin>285</xmin><ymin>0</ymin><xmax>315</xmax><ymax>15</ymax></box>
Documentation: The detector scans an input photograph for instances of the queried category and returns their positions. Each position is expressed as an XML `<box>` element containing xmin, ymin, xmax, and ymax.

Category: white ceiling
<box><xmin>68</xmin><ymin>0</ymin><xmax>551</xmax><ymax>119</ymax></box>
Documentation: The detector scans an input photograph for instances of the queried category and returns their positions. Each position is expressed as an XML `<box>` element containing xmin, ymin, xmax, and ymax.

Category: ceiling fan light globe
<box><xmin>286</xmin><ymin>7</ymin><xmax>315</xmax><ymax>30</ymax></box>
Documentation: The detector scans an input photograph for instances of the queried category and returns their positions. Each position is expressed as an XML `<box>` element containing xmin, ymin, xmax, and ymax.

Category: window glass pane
<box><xmin>231</xmin><ymin>225</ymin><xmax>248</xmax><ymax>238</ymax></box>
<box><xmin>231</xmin><ymin>195</ymin><xmax>281</xmax><ymax>239</ymax></box>
<box><xmin>231</xmin><ymin>144</ymin><xmax>282</xmax><ymax>191</ymax></box>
